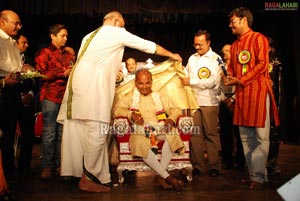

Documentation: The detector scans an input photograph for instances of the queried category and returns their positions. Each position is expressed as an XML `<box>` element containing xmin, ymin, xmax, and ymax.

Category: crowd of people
<box><xmin>0</xmin><ymin>6</ymin><xmax>285</xmax><ymax>200</ymax></box>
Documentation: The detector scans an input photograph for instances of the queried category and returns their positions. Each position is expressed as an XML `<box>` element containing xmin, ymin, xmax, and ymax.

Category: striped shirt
<box><xmin>228</xmin><ymin>29</ymin><xmax>280</xmax><ymax>127</ymax></box>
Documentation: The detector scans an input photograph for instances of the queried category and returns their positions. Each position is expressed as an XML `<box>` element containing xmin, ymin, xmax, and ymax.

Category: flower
<box><xmin>131</xmin><ymin>88</ymin><xmax>167</xmax><ymax>120</ymax></box>
<box><xmin>12</xmin><ymin>70</ymin><xmax>47</xmax><ymax>81</ymax></box>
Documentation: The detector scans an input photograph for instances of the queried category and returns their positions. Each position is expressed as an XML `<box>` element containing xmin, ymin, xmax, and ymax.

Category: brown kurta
<box><xmin>113</xmin><ymin>91</ymin><xmax>185</xmax><ymax>158</ymax></box>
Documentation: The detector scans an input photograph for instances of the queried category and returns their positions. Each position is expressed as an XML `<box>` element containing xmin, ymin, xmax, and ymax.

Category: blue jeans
<box><xmin>41</xmin><ymin>99</ymin><xmax>62</xmax><ymax>168</ymax></box>
<box><xmin>239</xmin><ymin>95</ymin><xmax>270</xmax><ymax>183</ymax></box>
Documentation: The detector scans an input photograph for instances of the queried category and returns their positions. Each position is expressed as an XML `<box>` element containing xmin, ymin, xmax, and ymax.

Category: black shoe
<box><xmin>63</xmin><ymin>176</ymin><xmax>80</xmax><ymax>183</ymax></box>
<box><xmin>102</xmin><ymin>182</ymin><xmax>113</xmax><ymax>188</ymax></box>
<box><xmin>123</xmin><ymin>169</ymin><xmax>136</xmax><ymax>175</ymax></box>
<box><xmin>222</xmin><ymin>162</ymin><xmax>234</xmax><ymax>170</ymax></box>
<box><xmin>192</xmin><ymin>168</ymin><xmax>202</xmax><ymax>175</ymax></box>
<box><xmin>0</xmin><ymin>192</ymin><xmax>17</xmax><ymax>201</ymax></box>
<box><xmin>236</xmin><ymin>165</ymin><xmax>245</xmax><ymax>171</ymax></box>
<box><xmin>209</xmin><ymin>169</ymin><xmax>220</xmax><ymax>177</ymax></box>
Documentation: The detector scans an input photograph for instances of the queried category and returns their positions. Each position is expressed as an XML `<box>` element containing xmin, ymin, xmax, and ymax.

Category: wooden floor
<box><xmin>9</xmin><ymin>141</ymin><xmax>300</xmax><ymax>201</ymax></box>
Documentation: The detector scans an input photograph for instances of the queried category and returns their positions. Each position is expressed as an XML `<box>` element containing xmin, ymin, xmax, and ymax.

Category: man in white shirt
<box><xmin>57</xmin><ymin>11</ymin><xmax>182</xmax><ymax>193</ymax></box>
<box><xmin>182</xmin><ymin>30</ymin><xmax>222</xmax><ymax>177</ymax></box>
<box><xmin>119</xmin><ymin>57</ymin><xmax>138</xmax><ymax>86</ymax></box>
<box><xmin>0</xmin><ymin>11</ymin><xmax>23</xmax><ymax>76</ymax></box>
<box><xmin>0</xmin><ymin>10</ymin><xmax>24</xmax><ymax>179</ymax></box>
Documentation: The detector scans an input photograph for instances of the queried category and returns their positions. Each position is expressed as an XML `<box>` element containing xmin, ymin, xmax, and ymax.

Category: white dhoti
<box><xmin>61</xmin><ymin>119</ymin><xmax>111</xmax><ymax>184</ymax></box>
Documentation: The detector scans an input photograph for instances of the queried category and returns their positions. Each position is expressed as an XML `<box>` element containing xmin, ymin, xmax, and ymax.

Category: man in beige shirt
<box><xmin>114</xmin><ymin>69</ymin><xmax>185</xmax><ymax>192</ymax></box>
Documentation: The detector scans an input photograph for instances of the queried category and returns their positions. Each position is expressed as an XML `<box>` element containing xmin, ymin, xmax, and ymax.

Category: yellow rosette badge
<box><xmin>238</xmin><ymin>50</ymin><xmax>251</xmax><ymax>75</ymax></box>
<box><xmin>116</xmin><ymin>71</ymin><xmax>124</xmax><ymax>85</ymax></box>
<box><xmin>268</xmin><ymin>63</ymin><xmax>273</xmax><ymax>73</ymax></box>
<box><xmin>198</xmin><ymin>67</ymin><xmax>211</xmax><ymax>79</ymax></box>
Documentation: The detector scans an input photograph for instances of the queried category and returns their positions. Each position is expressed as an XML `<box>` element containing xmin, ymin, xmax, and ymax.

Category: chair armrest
<box><xmin>177</xmin><ymin>116</ymin><xmax>194</xmax><ymax>141</ymax></box>
<box><xmin>113</xmin><ymin>117</ymin><xmax>131</xmax><ymax>143</ymax></box>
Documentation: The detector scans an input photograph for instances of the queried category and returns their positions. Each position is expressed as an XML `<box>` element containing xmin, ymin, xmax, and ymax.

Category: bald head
<box><xmin>135</xmin><ymin>68</ymin><xmax>152</xmax><ymax>81</ymax></box>
<box><xmin>135</xmin><ymin>68</ymin><xmax>153</xmax><ymax>96</ymax></box>
<box><xmin>0</xmin><ymin>10</ymin><xmax>18</xmax><ymax>19</ymax></box>
<box><xmin>103</xmin><ymin>11</ymin><xmax>125</xmax><ymax>28</ymax></box>
<box><xmin>0</xmin><ymin>10</ymin><xmax>22</xmax><ymax>36</ymax></box>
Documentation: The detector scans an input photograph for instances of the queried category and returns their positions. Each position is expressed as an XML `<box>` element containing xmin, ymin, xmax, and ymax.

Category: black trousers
<box><xmin>219</xmin><ymin>101</ymin><xmax>245</xmax><ymax>168</ymax></box>
<box><xmin>0</xmin><ymin>85</ymin><xmax>21</xmax><ymax>177</ymax></box>
<box><xmin>17</xmin><ymin>104</ymin><xmax>35</xmax><ymax>172</ymax></box>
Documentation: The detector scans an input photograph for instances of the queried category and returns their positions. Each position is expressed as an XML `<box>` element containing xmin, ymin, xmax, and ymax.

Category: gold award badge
<box><xmin>116</xmin><ymin>71</ymin><xmax>124</xmax><ymax>83</ymax></box>
<box><xmin>268</xmin><ymin>63</ymin><xmax>273</xmax><ymax>73</ymax></box>
<box><xmin>238</xmin><ymin>50</ymin><xmax>251</xmax><ymax>74</ymax></box>
<box><xmin>198</xmin><ymin>67</ymin><xmax>211</xmax><ymax>79</ymax></box>
<box><xmin>238</xmin><ymin>50</ymin><xmax>251</xmax><ymax>64</ymax></box>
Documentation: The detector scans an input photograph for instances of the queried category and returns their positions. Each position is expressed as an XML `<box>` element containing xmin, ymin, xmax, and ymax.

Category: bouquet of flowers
<box><xmin>11</xmin><ymin>64</ymin><xmax>47</xmax><ymax>81</ymax></box>
<box><xmin>12</xmin><ymin>64</ymin><xmax>47</xmax><ymax>81</ymax></box>
<box><xmin>21</xmin><ymin>70</ymin><xmax>47</xmax><ymax>80</ymax></box>
<box><xmin>12</xmin><ymin>70</ymin><xmax>47</xmax><ymax>81</ymax></box>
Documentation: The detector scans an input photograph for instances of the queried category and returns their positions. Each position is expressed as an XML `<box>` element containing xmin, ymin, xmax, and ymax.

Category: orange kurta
<box><xmin>228</xmin><ymin>29</ymin><xmax>280</xmax><ymax>127</ymax></box>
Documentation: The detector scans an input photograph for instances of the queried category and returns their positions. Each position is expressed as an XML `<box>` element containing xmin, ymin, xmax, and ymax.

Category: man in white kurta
<box><xmin>57</xmin><ymin>11</ymin><xmax>182</xmax><ymax>192</ymax></box>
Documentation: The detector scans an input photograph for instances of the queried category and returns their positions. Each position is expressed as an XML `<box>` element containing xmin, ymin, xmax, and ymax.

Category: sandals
<box><xmin>240</xmin><ymin>178</ymin><xmax>251</xmax><ymax>185</ymax></box>
<box><xmin>241</xmin><ymin>178</ymin><xmax>264</xmax><ymax>190</ymax></box>
<box><xmin>249</xmin><ymin>181</ymin><xmax>264</xmax><ymax>190</ymax></box>
<box><xmin>153</xmin><ymin>175</ymin><xmax>172</xmax><ymax>189</ymax></box>
<box><xmin>165</xmin><ymin>176</ymin><xmax>184</xmax><ymax>192</ymax></box>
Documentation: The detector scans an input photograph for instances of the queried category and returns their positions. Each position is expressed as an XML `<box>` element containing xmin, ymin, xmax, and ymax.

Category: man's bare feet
<box><xmin>78</xmin><ymin>175</ymin><xmax>111</xmax><ymax>193</ymax></box>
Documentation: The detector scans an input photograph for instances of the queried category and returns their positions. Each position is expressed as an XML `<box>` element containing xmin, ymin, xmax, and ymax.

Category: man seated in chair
<box><xmin>113</xmin><ymin>68</ymin><xmax>185</xmax><ymax>192</ymax></box>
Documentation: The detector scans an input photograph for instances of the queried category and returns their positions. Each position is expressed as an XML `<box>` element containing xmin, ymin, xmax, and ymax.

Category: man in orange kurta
<box><xmin>223</xmin><ymin>7</ymin><xmax>280</xmax><ymax>190</ymax></box>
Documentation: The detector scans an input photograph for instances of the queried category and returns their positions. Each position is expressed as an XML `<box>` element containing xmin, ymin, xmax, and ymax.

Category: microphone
<box><xmin>217</xmin><ymin>57</ymin><xmax>228</xmax><ymax>77</ymax></box>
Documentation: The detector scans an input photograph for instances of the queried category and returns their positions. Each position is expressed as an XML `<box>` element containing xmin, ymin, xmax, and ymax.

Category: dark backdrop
<box><xmin>1</xmin><ymin>0</ymin><xmax>299</xmax><ymax>143</ymax></box>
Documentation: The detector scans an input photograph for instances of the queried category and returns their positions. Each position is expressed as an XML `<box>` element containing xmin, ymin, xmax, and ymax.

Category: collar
<box><xmin>48</xmin><ymin>43</ymin><xmax>62</xmax><ymax>51</ymax></box>
<box><xmin>203</xmin><ymin>47</ymin><xmax>214</xmax><ymax>57</ymax></box>
<box><xmin>238</xmin><ymin>29</ymin><xmax>252</xmax><ymax>40</ymax></box>
<box><xmin>0</xmin><ymin>28</ymin><xmax>16</xmax><ymax>44</ymax></box>
<box><xmin>127</xmin><ymin>71</ymin><xmax>136</xmax><ymax>75</ymax></box>
<box><xmin>0</xmin><ymin>28</ymin><xmax>9</xmax><ymax>39</ymax></box>
<box><xmin>193</xmin><ymin>47</ymin><xmax>214</xmax><ymax>58</ymax></box>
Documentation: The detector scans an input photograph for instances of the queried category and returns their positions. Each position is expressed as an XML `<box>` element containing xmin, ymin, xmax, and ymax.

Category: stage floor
<box><xmin>9</xmin><ymin>141</ymin><xmax>300</xmax><ymax>201</ymax></box>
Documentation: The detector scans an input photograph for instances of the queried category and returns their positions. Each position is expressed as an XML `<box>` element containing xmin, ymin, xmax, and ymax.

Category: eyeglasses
<box><xmin>193</xmin><ymin>43</ymin><xmax>204</xmax><ymax>47</ymax></box>
<box><xmin>5</xmin><ymin>19</ymin><xmax>22</xmax><ymax>28</ymax></box>
<box><xmin>229</xmin><ymin>18</ymin><xmax>241</xmax><ymax>25</ymax></box>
